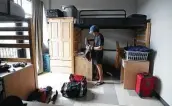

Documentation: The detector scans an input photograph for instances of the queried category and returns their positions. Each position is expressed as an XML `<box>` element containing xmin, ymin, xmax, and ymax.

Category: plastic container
<box><xmin>125</xmin><ymin>51</ymin><xmax>149</xmax><ymax>61</ymax></box>
<box><xmin>43</xmin><ymin>54</ymin><xmax>50</xmax><ymax>72</ymax></box>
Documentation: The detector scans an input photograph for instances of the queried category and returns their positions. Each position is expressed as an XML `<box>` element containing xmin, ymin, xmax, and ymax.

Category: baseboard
<box><xmin>155</xmin><ymin>92</ymin><xmax>170</xmax><ymax>106</ymax></box>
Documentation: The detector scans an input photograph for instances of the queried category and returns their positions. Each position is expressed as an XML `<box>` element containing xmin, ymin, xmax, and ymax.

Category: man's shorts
<box><xmin>92</xmin><ymin>51</ymin><xmax>103</xmax><ymax>65</ymax></box>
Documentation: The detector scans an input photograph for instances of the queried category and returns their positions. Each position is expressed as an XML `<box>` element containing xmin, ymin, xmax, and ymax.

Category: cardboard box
<box><xmin>122</xmin><ymin>60</ymin><xmax>149</xmax><ymax>90</ymax></box>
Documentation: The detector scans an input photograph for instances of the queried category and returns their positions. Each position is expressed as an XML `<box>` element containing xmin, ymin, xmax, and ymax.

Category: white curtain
<box><xmin>32</xmin><ymin>0</ymin><xmax>44</xmax><ymax>74</ymax></box>
<box><xmin>42</xmin><ymin>5</ymin><xmax>49</xmax><ymax>53</ymax></box>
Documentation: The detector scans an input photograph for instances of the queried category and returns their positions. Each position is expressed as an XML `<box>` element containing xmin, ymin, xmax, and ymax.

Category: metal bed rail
<box><xmin>79</xmin><ymin>9</ymin><xmax>127</xmax><ymax>23</ymax></box>
<box><xmin>79</xmin><ymin>9</ymin><xmax>127</xmax><ymax>17</ymax></box>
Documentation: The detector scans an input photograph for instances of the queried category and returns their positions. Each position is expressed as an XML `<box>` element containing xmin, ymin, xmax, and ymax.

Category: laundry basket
<box><xmin>124</xmin><ymin>46</ymin><xmax>150</xmax><ymax>61</ymax></box>
<box><xmin>125</xmin><ymin>51</ymin><xmax>149</xmax><ymax>61</ymax></box>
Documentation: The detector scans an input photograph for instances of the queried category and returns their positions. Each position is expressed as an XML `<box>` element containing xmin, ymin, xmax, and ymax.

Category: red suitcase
<box><xmin>135</xmin><ymin>73</ymin><xmax>156</xmax><ymax>97</ymax></box>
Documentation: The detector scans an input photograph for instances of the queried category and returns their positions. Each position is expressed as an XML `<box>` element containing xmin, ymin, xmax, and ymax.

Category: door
<box><xmin>48</xmin><ymin>18</ymin><xmax>74</xmax><ymax>74</ymax></box>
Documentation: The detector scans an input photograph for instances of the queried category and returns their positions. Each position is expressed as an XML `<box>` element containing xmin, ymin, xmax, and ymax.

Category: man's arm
<box><xmin>85</xmin><ymin>38</ymin><xmax>94</xmax><ymax>46</ymax></box>
<box><xmin>94</xmin><ymin>46</ymin><xmax>103</xmax><ymax>50</ymax></box>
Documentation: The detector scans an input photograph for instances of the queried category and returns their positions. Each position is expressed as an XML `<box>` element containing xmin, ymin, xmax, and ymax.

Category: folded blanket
<box><xmin>124</xmin><ymin>46</ymin><xmax>150</xmax><ymax>52</ymax></box>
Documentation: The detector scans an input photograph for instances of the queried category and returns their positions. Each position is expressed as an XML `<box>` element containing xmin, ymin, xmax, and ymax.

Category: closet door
<box><xmin>49</xmin><ymin>19</ymin><xmax>61</xmax><ymax>60</ymax></box>
<box><xmin>49</xmin><ymin>18</ymin><xmax>74</xmax><ymax>74</ymax></box>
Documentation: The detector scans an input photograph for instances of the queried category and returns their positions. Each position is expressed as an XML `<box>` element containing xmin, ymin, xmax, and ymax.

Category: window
<box><xmin>14</xmin><ymin>0</ymin><xmax>22</xmax><ymax>6</ymax></box>
<box><xmin>14</xmin><ymin>0</ymin><xmax>32</xmax><ymax>18</ymax></box>
<box><xmin>0</xmin><ymin>0</ymin><xmax>32</xmax><ymax>58</ymax></box>
<box><xmin>0</xmin><ymin>23</ymin><xmax>18</xmax><ymax>58</ymax></box>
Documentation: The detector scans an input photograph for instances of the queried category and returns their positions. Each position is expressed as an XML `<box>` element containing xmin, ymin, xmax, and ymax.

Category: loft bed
<box><xmin>0</xmin><ymin>18</ymin><xmax>37</xmax><ymax>101</ymax></box>
<box><xmin>75</xmin><ymin>9</ymin><xmax>147</xmax><ymax>29</ymax></box>
<box><xmin>0</xmin><ymin>1</ymin><xmax>37</xmax><ymax>100</ymax></box>
<box><xmin>0</xmin><ymin>0</ymin><xmax>25</xmax><ymax>21</ymax></box>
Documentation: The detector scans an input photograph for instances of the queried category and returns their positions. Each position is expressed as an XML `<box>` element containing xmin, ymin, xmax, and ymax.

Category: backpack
<box><xmin>46</xmin><ymin>9</ymin><xmax>64</xmax><ymax>18</ymax></box>
<box><xmin>61</xmin><ymin>74</ymin><xmax>87</xmax><ymax>98</ymax></box>
<box><xmin>27</xmin><ymin>86</ymin><xmax>52</xmax><ymax>103</ymax></box>
<box><xmin>61</xmin><ymin>82</ymin><xmax>81</xmax><ymax>98</ymax></box>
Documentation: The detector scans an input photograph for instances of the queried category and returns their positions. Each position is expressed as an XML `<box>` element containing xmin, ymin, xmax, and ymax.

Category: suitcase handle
<box><xmin>141</xmin><ymin>72</ymin><xmax>150</xmax><ymax>77</ymax></box>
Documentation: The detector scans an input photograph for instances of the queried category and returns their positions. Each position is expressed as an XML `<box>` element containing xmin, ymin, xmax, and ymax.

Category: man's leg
<box><xmin>96</xmin><ymin>64</ymin><xmax>103</xmax><ymax>82</ymax></box>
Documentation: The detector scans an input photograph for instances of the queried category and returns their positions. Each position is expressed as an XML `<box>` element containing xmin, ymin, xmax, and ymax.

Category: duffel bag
<box><xmin>61</xmin><ymin>81</ymin><xmax>87</xmax><ymax>98</ymax></box>
<box><xmin>69</xmin><ymin>74</ymin><xmax>87</xmax><ymax>97</ymax></box>
<box><xmin>61</xmin><ymin>82</ymin><xmax>81</xmax><ymax>98</ymax></box>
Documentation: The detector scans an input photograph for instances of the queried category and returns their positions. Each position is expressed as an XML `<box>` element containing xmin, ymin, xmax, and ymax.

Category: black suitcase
<box><xmin>46</xmin><ymin>9</ymin><xmax>64</xmax><ymax>18</ymax></box>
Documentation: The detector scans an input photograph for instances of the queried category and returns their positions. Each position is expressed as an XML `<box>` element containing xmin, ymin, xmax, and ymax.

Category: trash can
<box><xmin>43</xmin><ymin>54</ymin><xmax>50</xmax><ymax>72</ymax></box>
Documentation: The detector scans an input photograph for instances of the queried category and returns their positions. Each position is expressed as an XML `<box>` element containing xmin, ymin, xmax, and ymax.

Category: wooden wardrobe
<box><xmin>48</xmin><ymin>17</ymin><xmax>81</xmax><ymax>74</ymax></box>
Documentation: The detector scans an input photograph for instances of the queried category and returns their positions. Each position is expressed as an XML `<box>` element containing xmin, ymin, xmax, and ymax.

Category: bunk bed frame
<box><xmin>0</xmin><ymin>19</ymin><xmax>35</xmax><ymax>63</ymax></box>
<box><xmin>75</xmin><ymin>9</ymin><xmax>151</xmax><ymax>71</ymax></box>
<box><xmin>0</xmin><ymin>0</ymin><xmax>35</xmax><ymax>64</ymax></box>
<box><xmin>135</xmin><ymin>22</ymin><xmax>151</xmax><ymax>47</ymax></box>
<box><xmin>114</xmin><ymin>22</ymin><xmax>151</xmax><ymax>70</ymax></box>
<box><xmin>0</xmin><ymin>18</ymin><xmax>37</xmax><ymax>100</ymax></box>
<box><xmin>0</xmin><ymin>1</ymin><xmax>37</xmax><ymax>100</ymax></box>
<box><xmin>76</xmin><ymin>9</ymin><xmax>147</xmax><ymax>29</ymax></box>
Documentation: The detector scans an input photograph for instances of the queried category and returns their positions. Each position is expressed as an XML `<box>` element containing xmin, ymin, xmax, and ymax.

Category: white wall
<box><xmin>137</xmin><ymin>0</ymin><xmax>172</xmax><ymax>105</ymax></box>
<box><xmin>42</xmin><ymin>0</ymin><xmax>137</xmax><ymax>15</ymax></box>
<box><xmin>42</xmin><ymin>0</ymin><xmax>137</xmax><ymax>66</ymax></box>
<box><xmin>42</xmin><ymin>0</ymin><xmax>50</xmax><ymax>10</ymax></box>
<box><xmin>50</xmin><ymin>0</ymin><xmax>136</xmax><ymax>15</ymax></box>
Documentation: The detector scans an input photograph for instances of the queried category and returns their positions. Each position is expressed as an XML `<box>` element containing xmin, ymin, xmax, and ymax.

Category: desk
<box><xmin>75</xmin><ymin>55</ymin><xmax>93</xmax><ymax>81</ymax></box>
<box><xmin>121</xmin><ymin>59</ymin><xmax>149</xmax><ymax>90</ymax></box>
<box><xmin>0</xmin><ymin>64</ymin><xmax>36</xmax><ymax>101</ymax></box>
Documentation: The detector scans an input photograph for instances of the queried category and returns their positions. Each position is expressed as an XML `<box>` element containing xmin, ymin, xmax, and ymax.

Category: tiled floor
<box><xmin>38</xmin><ymin>73</ymin><xmax>163</xmax><ymax>106</ymax></box>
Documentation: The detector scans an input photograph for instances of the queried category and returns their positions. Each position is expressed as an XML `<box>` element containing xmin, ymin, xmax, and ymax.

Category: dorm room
<box><xmin>0</xmin><ymin>0</ymin><xmax>171</xmax><ymax>106</ymax></box>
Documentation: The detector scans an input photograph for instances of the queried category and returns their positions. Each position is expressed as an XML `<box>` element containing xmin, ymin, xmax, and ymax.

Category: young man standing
<box><xmin>88</xmin><ymin>25</ymin><xmax>104</xmax><ymax>85</ymax></box>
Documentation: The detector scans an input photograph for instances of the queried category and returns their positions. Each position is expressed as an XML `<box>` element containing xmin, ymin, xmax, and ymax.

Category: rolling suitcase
<box><xmin>135</xmin><ymin>73</ymin><xmax>156</xmax><ymax>97</ymax></box>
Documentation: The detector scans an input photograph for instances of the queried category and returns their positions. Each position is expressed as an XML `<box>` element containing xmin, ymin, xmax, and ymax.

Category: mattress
<box><xmin>0</xmin><ymin>0</ymin><xmax>25</xmax><ymax>19</ymax></box>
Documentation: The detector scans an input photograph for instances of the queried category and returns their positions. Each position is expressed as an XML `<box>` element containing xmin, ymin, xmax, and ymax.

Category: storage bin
<box><xmin>125</xmin><ymin>51</ymin><xmax>149</xmax><ymax>61</ymax></box>
<box><xmin>61</xmin><ymin>5</ymin><xmax>78</xmax><ymax>18</ymax></box>
<box><xmin>43</xmin><ymin>54</ymin><xmax>50</xmax><ymax>72</ymax></box>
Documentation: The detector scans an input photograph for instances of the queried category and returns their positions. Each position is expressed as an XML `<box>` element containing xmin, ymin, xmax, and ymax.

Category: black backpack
<box><xmin>47</xmin><ymin>9</ymin><xmax>64</xmax><ymax>18</ymax></box>
<box><xmin>61</xmin><ymin>82</ymin><xmax>81</xmax><ymax>98</ymax></box>
<box><xmin>61</xmin><ymin>74</ymin><xmax>87</xmax><ymax>98</ymax></box>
